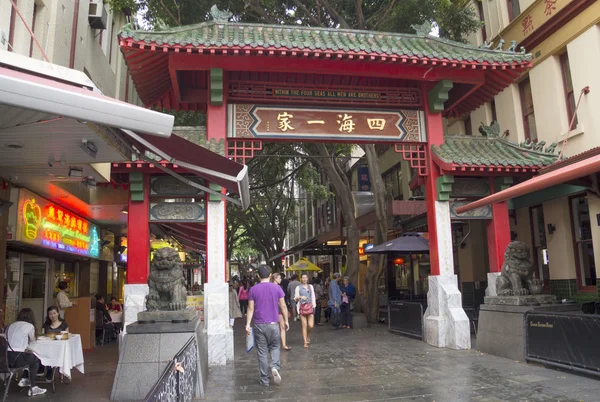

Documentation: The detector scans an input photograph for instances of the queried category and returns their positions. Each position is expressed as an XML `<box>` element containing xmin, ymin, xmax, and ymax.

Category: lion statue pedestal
<box><xmin>475</xmin><ymin>241</ymin><xmax>569</xmax><ymax>362</ymax></box>
<box><xmin>111</xmin><ymin>248</ymin><xmax>208</xmax><ymax>401</ymax></box>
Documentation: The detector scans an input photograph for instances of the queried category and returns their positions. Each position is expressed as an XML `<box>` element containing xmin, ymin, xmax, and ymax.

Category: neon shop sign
<box><xmin>22</xmin><ymin>198</ymin><xmax>99</xmax><ymax>258</ymax></box>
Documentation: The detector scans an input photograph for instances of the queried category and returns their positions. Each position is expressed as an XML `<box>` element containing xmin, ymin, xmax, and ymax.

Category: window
<box><xmin>477</xmin><ymin>1</ymin><xmax>487</xmax><ymax>43</ymax></box>
<box><xmin>571</xmin><ymin>195</ymin><xmax>596</xmax><ymax>287</ymax></box>
<box><xmin>560</xmin><ymin>52</ymin><xmax>577</xmax><ymax>127</ymax></box>
<box><xmin>491</xmin><ymin>100</ymin><xmax>498</xmax><ymax>123</ymax></box>
<box><xmin>519</xmin><ymin>78</ymin><xmax>537</xmax><ymax>142</ymax></box>
<box><xmin>382</xmin><ymin>165</ymin><xmax>402</xmax><ymax>200</ymax></box>
<box><xmin>464</xmin><ymin>116</ymin><xmax>472</xmax><ymax>136</ymax></box>
<box><xmin>507</xmin><ymin>0</ymin><xmax>520</xmax><ymax>22</ymax></box>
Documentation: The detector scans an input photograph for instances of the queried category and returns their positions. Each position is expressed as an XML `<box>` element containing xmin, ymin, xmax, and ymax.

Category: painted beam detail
<box><xmin>209</xmin><ymin>183</ymin><xmax>223</xmax><ymax>202</ymax></box>
<box><xmin>210</xmin><ymin>68</ymin><xmax>224</xmax><ymax>106</ymax></box>
<box><xmin>494</xmin><ymin>176</ymin><xmax>514</xmax><ymax>192</ymax></box>
<box><xmin>428</xmin><ymin>80</ymin><xmax>453</xmax><ymax>113</ymax></box>
<box><xmin>436</xmin><ymin>175</ymin><xmax>454</xmax><ymax>201</ymax></box>
<box><xmin>129</xmin><ymin>172</ymin><xmax>145</xmax><ymax>202</ymax></box>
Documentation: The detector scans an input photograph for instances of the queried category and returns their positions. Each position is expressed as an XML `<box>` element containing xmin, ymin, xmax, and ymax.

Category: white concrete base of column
<box><xmin>123</xmin><ymin>284</ymin><xmax>148</xmax><ymax>334</ymax></box>
<box><xmin>424</xmin><ymin>275</ymin><xmax>471</xmax><ymax>350</ymax></box>
<box><xmin>203</xmin><ymin>282</ymin><xmax>234</xmax><ymax>366</ymax></box>
<box><xmin>485</xmin><ymin>272</ymin><xmax>502</xmax><ymax>297</ymax></box>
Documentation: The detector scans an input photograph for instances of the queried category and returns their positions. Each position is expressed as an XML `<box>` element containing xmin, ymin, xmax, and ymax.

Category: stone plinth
<box><xmin>484</xmin><ymin>294</ymin><xmax>557</xmax><ymax>306</ymax></box>
<box><xmin>138</xmin><ymin>309</ymin><xmax>197</xmax><ymax>323</ymax></box>
<box><xmin>203</xmin><ymin>282</ymin><xmax>233</xmax><ymax>366</ymax></box>
<box><xmin>424</xmin><ymin>275</ymin><xmax>471</xmax><ymax>350</ymax></box>
<box><xmin>476</xmin><ymin>303</ymin><xmax>579</xmax><ymax>361</ymax></box>
<box><xmin>111</xmin><ymin>317</ymin><xmax>208</xmax><ymax>401</ymax></box>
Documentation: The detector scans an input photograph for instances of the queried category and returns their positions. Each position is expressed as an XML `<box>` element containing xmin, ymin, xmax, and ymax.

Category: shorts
<box><xmin>290</xmin><ymin>300</ymin><xmax>297</xmax><ymax>311</ymax></box>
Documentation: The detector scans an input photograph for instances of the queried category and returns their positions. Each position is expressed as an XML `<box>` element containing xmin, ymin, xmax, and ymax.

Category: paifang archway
<box><xmin>118</xmin><ymin>16</ymin><xmax>532</xmax><ymax>362</ymax></box>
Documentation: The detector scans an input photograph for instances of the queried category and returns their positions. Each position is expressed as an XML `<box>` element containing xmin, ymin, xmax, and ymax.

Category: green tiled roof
<box><xmin>433</xmin><ymin>136</ymin><xmax>559</xmax><ymax>168</ymax></box>
<box><xmin>119</xmin><ymin>21</ymin><xmax>531</xmax><ymax>65</ymax></box>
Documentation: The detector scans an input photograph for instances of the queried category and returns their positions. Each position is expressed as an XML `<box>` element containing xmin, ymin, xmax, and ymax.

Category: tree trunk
<box><xmin>315</xmin><ymin>144</ymin><xmax>360</xmax><ymax>287</ymax></box>
<box><xmin>363</xmin><ymin>144</ymin><xmax>388</xmax><ymax>324</ymax></box>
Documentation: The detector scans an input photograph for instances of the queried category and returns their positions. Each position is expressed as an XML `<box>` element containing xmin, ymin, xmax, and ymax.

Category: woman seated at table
<box><xmin>42</xmin><ymin>306</ymin><xmax>68</xmax><ymax>334</ymax></box>
<box><xmin>109</xmin><ymin>297</ymin><xmax>122</xmax><ymax>312</ymax></box>
<box><xmin>5</xmin><ymin>308</ymin><xmax>47</xmax><ymax>396</ymax></box>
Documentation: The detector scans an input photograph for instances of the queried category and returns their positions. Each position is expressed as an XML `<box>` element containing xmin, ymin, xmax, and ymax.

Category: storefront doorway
<box><xmin>571</xmin><ymin>195</ymin><xmax>597</xmax><ymax>287</ymax></box>
<box><xmin>21</xmin><ymin>257</ymin><xmax>50</xmax><ymax>330</ymax></box>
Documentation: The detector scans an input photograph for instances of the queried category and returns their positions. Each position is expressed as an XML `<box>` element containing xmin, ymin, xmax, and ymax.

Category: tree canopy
<box><xmin>110</xmin><ymin>0</ymin><xmax>480</xmax><ymax>42</ymax></box>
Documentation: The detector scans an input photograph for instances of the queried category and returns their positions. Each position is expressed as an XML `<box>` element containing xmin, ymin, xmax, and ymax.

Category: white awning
<box><xmin>0</xmin><ymin>66</ymin><xmax>173</xmax><ymax>137</ymax></box>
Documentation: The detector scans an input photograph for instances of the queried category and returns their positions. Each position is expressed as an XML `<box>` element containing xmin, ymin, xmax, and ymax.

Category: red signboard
<box><xmin>228</xmin><ymin>104</ymin><xmax>427</xmax><ymax>143</ymax></box>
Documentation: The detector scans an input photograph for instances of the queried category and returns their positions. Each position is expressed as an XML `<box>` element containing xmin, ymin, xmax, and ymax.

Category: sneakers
<box><xmin>28</xmin><ymin>386</ymin><xmax>47</xmax><ymax>396</ymax></box>
<box><xmin>271</xmin><ymin>368</ymin><xmax>282</xmax><ymax>385</ymax></box>
<box><xmin>18</xmin><ymin>378</ymin><xmax>30</xmax><ymax>387</ymax></box>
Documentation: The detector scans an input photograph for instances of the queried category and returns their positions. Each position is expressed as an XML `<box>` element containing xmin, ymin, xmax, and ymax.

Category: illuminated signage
<box><xmin>16</xmin><ymin>189</ymin><xmax>100</xmax><ymax>258</ymax></box>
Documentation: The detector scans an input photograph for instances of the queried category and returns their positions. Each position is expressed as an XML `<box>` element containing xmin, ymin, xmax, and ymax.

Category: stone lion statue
<box><xmin>146</xmin><ymin>247</ymin><xmax>187</xmax><ymax>311</ymax></box>
<box><xmin>496</xmin><ymin>241</ymin><xmax>543</xmax><ymax>296</ymax></box>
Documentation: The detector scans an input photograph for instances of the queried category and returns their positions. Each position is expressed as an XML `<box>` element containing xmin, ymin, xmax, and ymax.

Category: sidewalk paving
<box><xmin>205</xmin><ymin>320</ymin><xmax>600</xmax><ymax>402</ymax></box>
<box><xmin>6</xmin><ymin>321</ymin><xmax>599</xmax><ymax>401</ymax></box>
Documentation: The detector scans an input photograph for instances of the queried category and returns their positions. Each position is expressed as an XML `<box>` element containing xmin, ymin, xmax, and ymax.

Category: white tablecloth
<box><xmin>28</xmin><ymin>334</ymin><xmax>85</xmax><ymax>379</ymax></box>
<box><xmin>110</xmin><ymin>311</ymin><xmax>123</xmax><ymax>323</ymax></box>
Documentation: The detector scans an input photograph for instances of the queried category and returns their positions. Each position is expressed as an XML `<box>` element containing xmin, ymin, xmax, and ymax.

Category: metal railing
<box><xmin>145</xmin><ymin>337</ymin><xmax>199</xmax><ymax>402</ymax></box>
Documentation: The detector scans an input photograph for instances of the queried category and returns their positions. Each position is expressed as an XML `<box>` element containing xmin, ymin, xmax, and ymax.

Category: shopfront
<box><xmin>5</xmin><ymin>188</ymin><xmax>101</xmax><ymax>326</ymax></box>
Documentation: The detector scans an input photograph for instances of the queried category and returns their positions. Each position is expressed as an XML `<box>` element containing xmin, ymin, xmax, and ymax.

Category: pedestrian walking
<box><xmin>270</xmin><ymin>273</ymin><xmax>291</xmax><ymax>351</ymax></box>
<box><xmin>294</xmin><ymin>273</ymin><xmax>316</xmax><ymax>348</ymax></box>
<box><xmin>313</xmin><ymin>277</ymin><xmax>324</xmax><ymax>325</ymax></box>
<box><xmin>328</xmin><ymin>273</ymin><xmax>342</xmax><ymax>329</ymax></box>
<box><xmin>340</xmin><ymin>276</ymin><xmax>357</xmax><ymax>329</ymax></box>
<box><xmin>238</xmin><ymin>280</ymin><xmax>249</xmax><ymax>315</ymax></box>
<box><xmin>246</xmin><ymin>265</ymin><xmax>289</xmax><ymax>387</ymax></box>
<box><xmin>287</xmin><ymin>274</ymin><xmax>301</xmax><ymax>322</ymax></box>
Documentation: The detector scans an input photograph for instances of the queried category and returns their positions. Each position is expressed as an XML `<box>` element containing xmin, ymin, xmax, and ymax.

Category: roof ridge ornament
<box><xmin>210</xmin><ymin>4</ymin><xmax>232</xmax><ymax>23</ymax></box>
<box><xmin>411</xmin><ymin>21</ymin><xmax>432</xmax><ymax>36</ymax></box>
<box><xmin>478</xmin><ymin>121</ymin><xmax>500</xmax><ymax>138</ymax></box>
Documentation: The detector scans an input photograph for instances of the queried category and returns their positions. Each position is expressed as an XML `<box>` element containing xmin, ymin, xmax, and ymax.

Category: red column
<box><xmin>205</xmin><ymin>71</ymin><xmax>228</xmax><ymax>282</ymax></box>
<box><xmin>126</xmin><ymin>174</ymin><xmax>150</xmax><ymax>284</ymax></box>
<box><xmin>423</xmin><ymin>89</ymin><xmax>444</xmax><ymax>277</ymax></box>
<box><xmin>487</xmin><ymin>179</ymin><xmax>511</xmax><ymax>273</ymax></box>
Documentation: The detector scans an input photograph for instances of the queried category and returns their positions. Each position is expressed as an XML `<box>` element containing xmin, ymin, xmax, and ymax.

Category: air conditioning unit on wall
<box><xmin>88</xmin><ymin>0</ymin><xmax>108</xmax><ymax>30</ymax></box>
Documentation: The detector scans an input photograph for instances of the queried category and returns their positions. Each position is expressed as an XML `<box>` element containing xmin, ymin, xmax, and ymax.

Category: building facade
<box><xmin>450</xmin><ymin>0</ymin><xmax>600</xmax><ymax>301</ymax></box>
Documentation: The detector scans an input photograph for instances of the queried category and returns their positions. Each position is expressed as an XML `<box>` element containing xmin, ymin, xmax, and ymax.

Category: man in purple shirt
<box><xmin>246</xmin><ymin>265</ymin><xmax>289</xmax><ymax>387</ymax></box>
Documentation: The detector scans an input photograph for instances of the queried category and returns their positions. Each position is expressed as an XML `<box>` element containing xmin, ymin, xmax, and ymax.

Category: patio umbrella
<box><xmin>365</xmin><ymin>233</ymin><xmax>430</xmax><ymax>254</ymax></box>
<box><xmin>287</xmin><ymin>257</ymin><xmax>322</xmax><ymax>272</ymax></box>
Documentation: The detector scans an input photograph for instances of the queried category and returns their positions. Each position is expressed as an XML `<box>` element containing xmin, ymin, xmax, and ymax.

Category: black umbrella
<box><xmin>365</xmin><ymin>233</ymin><xmax>430</xmax><ymax>254</ymax></box>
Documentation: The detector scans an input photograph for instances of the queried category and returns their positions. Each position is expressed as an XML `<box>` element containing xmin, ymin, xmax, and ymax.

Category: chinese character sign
<box><xmin>522</xmin><ymin>14</ymin><xmax>534</xmax><ymax>35</ymax></box>
<box><xmin>544</xmin><ymin>0</ymin><xmax>557</xmax><ymax>16</ymax></box>
<box><xmin>15</xmin><ymin>189</ymin><xmax>100</xmax><ymax>258</ymax></box>
<box><xmin>229</xmin><ymin>104</ymin><xmax>427</xmax><ymax>142</ymax></box>
<box><xmin>357</xmin><ymin>165</ymin><xmax>371</xmax><ymax>192</ymax></box>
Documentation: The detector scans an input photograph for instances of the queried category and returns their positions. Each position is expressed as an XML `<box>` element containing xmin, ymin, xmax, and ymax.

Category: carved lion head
<box><xmin>504</xmin><ymin>241</ymin><xmax>530</xmax><ymax>261</ymax></box>
<box><xmin>151</xmin><ymin>247</ymin><xmax>183</xmax><ymax>271</ymax></box>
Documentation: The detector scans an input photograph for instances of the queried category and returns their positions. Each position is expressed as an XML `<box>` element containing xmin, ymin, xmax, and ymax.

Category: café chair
<box><xmin>36</xmin><ymin>367</ymin><xmax>58</xmax><ymax>393</ymax></box>
<box><xmin>0</xmin><ymin>337</ymin><xmax>29</xmax><ymax>402</ymax></box>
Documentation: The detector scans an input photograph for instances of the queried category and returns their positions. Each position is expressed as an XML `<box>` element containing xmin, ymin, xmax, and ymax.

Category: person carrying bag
<box><xmin>294</xmin><ymin>273</ymin><xmax>316</xmax><ymax>348</ymax></box>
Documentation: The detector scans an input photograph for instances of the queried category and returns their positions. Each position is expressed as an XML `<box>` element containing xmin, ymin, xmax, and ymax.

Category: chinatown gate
<box><xmin>117</xmin><ymin>12</ymin><xmax>537</xmax><ymax>364</ymax></box>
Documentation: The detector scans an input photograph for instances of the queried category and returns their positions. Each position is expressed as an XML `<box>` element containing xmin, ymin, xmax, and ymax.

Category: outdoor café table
<box><xmin>28</xmin><ymin>334</ymin><xmax>85</xmax><ymax>380</ymax></box>
<box><xmin>109</xmin><ymin>311</ymin><xmax>123</xmax><ymax>323</ymax></box>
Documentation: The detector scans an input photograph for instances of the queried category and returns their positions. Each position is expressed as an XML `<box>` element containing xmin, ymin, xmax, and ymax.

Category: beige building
<box><xmin>0</xmin><ymin>0</ymin><xmax>141</xmax><ymax>103</ymax></box>
<box><xmin>449</xmin><ymin>0</ymin><xmax>600</xmax><ymax>301</ymax></box>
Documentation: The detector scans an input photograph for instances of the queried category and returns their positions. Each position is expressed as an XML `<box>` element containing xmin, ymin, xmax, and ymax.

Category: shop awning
<box><xmin>268</xmin><ymin>237</ymin><xmax>319</xmax><ymax>262</ymax></box>
<box><xmin>121</xmin><ymin>129</ymin><xmax>250</xmax><ymax>209</ymax></box>
<box><xmin>365</xmin><ymin>233</ymin><xmax>430</xmax><ymax>254</ymax></box>
<box><xmin>0</xmin><ymin>65</ymin><xmax>173</xmax><ymax>137</ymax></box>
<box><xmin>456</xmin><ymin>153</ymin><xmax>600</xmax><ymax>214</ymax></box>
<box><xmin>287</xmin><ymin>257</ymin><xmax>322</xmax><ymax>272</ymax></box>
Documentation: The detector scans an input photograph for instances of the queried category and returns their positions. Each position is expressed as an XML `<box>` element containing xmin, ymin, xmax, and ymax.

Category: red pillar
<box><xmin>423</xmin><ymin>91</ymin><xmax>444</xmax><ymax>276</ymax></box>
<box><xmin>126</xmin><ymin>174</ymin><xmax>150</xmax><ymax>284</ymax></box>
<box><xmin>487</xmin><ymin>179</ymin><xmax>511</xmax><ymax>273</ymax></box>
<box><xmin>205</xmin><ymin>69</ymin><xmax>228</xmax><ymax>283</ymax></box>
